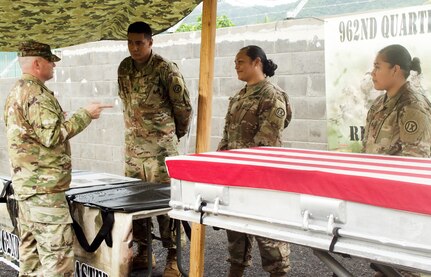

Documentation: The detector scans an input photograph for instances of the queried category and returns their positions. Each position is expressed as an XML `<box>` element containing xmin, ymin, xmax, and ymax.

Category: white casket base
<box><xmin>169</xmin><ymin>180</ymin><xmax>431</xmax><ymax>273</ymax></box>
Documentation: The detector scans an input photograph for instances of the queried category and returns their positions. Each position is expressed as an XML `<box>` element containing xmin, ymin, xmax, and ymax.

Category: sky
<box><xmin>224</xmin><ymin>0</ymin><xmax>297</xmax><ymax>7</ymax></box>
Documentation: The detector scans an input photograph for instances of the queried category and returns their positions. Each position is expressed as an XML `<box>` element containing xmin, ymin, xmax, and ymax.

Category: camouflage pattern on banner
<box><xmin>0</xmin><ymin>0</ymin><xmax>201</xmax><ymax>51</ymax></box>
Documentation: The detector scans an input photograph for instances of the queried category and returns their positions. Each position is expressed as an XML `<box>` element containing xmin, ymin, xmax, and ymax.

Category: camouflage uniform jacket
<box><xmin>4</xmin><ymin>74</ymin><xmax>92</xmax><ymax>200</ymax></box>
<box><xmin>218</xmin><ymin>79</ymin><xmax>292</xmax><ymax>150</ymax></box>
<box><xmin>118</xmin><ymin>53</ymin><xmax>192</xmax><ymax>158</ymax></box>
<box><xmin>363</xmin><ymin>82</ymin><xmax>431</xmax><ymax>157</ymax></box>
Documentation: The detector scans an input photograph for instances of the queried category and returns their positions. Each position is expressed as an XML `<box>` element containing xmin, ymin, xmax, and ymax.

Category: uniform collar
<box><xmin>132</xmin><ymin>51</ymin><xmax>154</xmax><ymax>73</ymax></box>
<box><xmin>383</xmin><ymin>82</ymin><xmax>409</xmax><ymax>110</ymax></box>
<box><xmin>21</xmin><ymin>73</ymin><xmax>51</xmax><ymax>93</ymax></box>
<box><xmin>243</xmin><ymin>78</ymin><xmax>268</xmax><ymax>97</ymax></box>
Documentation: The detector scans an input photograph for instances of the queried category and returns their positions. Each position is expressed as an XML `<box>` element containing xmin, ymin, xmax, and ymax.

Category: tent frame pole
<box><xmin>189</xmin><ymin>0</ymin><xmax>217</xmax><ymax>276</ymax></box>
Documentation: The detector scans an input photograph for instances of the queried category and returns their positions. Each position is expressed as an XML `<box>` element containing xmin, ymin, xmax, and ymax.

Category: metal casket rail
<box><xmin>169</xmin><ymin>179</ymin><xmax>431</xmax><ymax>273</ymax></box>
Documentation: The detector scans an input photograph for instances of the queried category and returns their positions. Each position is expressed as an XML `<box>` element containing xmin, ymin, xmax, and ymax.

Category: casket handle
<box><xmin>302</xmin><ymin>210</ymin><xmax>310</xmax><ymax>230</ymax></box>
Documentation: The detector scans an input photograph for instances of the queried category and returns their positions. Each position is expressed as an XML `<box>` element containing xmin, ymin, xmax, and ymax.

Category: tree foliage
<box><xmin>176</xmin><ymin>15</ymin><xmax>234</xmax><ymax>32</ymax></box>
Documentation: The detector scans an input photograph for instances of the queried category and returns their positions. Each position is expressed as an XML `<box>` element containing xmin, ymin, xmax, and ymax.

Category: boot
<box><xmin>163</xmin><ymin>249</ymin><xmax>181</xmax><ymax>277</ymax></box>
<box><xmin>270</xmin><ymin>273</ymin><xmax>287</xmax><ymax>277</ymax></box>
<box><xmin>228</xmin><ymin>263</ymin><xmax>245</xmax><ymax>277</ymax></box>
<box><xmin>132</xmin><ymin>242</ymin><xmax>156</xmax><ymax>270</ymax></box>
<box><xmin>133</xmin><ymin>252</ymin><xmax>156</xmax><ymax>270</ymax></box>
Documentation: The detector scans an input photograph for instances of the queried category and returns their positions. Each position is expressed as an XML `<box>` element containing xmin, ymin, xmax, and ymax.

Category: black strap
<box><xmin>181</xmin><ymin>220</ymin><xmax>192</xmax><ymax>240</ymax></box>
<box><xmin>170</xmin><ymin>219</ymin><xmax>191</xmax><ymax>241</ymax></box>
<box><xmin>68</xmin><ymin>196</ymin><xmax>115</xmax><ymax>253</ymax></box>
<box><xmin>329</xmin><ymin>227</ymin><xmax>340</xmax><ymax>253</ymax></box>
<box><xmin>329</xmin><ymin>227</ymin><xmax>351</xmax><ymax>258</ymax></box>
<box><xmin>72</xmin><ymin>210</ymin><xmax>114</xmax><ymax>252</ymax></box>
<box><xmin>0</xmin><ymin>180</ymin><xmax>12</xmax><ymax>203</ymax></box>
<box><xmin>198</xmin><ymin>202</ymin><xmax>207</xmax><ymax>224</ymax></box>
<box><xmin>0</xmin><ymin>180</ymin><xmax>19</xmax><ymax>233</ymax></box>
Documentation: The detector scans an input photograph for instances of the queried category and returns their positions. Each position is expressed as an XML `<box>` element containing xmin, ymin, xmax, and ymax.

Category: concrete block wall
<box><xmin>0</xmin><ymin>17</ymin><xmax>326</xmax><ymax>176</ymax></box>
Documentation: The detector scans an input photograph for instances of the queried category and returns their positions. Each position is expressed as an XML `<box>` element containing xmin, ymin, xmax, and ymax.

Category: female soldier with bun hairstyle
<box><xmin>218</xmin><ymin>45</ymin><xmax>292</xmax><ymax>277</ymax></box>
<box><xmin>363</xmin><ymin>44</ymin><xmax>431</xmax><ymax>158</ymax></box>
<box><xmin>365</xmin><ymin>43</ymin><xmax>430</xmax><ymax>277</ymax></box>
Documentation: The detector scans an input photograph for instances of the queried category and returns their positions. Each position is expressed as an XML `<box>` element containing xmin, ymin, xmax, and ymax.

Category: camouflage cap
<box><xmin>17</xmin><ymin>40</ymin><xmax>60</xmax><ymax>62</ymax></box>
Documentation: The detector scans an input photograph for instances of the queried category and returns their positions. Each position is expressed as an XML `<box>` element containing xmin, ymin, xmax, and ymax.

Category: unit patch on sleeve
<box><xmin>275</xmin><ymin>108</ymin><xmax>286</xmax><ymax>118</ymax></box>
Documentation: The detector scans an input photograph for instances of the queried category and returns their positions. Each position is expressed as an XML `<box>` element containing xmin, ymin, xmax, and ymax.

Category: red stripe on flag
<box><xmin>168</xmin><ymin>148</ymin><xmax>431</xmax><ymax>215</ymax></box>
<box><xmin>166</xmin><ymin>158</ymin><xmax>431</xmax><ymax>215</ymax></box>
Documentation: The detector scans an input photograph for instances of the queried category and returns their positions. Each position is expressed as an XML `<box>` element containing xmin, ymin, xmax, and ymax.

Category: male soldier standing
<box><xmin>117</xmin><ymin>21</ymin><xmax>192</xmax><ymax>276</ymax></box>
<box><xmin>4</xmin><ymin>40</ymin><xmax>112</xmax><ymax>276</ymax></box>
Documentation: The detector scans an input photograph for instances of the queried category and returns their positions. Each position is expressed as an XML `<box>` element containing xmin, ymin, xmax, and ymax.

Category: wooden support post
<box><xmin>189</xmin><ymin>0</ymin><xmax>217</xmax><ymax>276</ymax></box>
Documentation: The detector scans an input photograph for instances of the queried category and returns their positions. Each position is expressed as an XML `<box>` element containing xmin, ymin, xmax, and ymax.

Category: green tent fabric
<box><xmin>0</xmin><ymin>0</ymin><xmax>201</xmax><ymax>51</ymax></box>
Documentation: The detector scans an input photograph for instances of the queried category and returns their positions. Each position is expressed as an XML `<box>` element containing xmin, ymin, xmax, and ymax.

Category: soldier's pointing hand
<box><xmin>84</xmin><ymin>103</ymin><xmax>113</xmax><ymax>119</ymax></box>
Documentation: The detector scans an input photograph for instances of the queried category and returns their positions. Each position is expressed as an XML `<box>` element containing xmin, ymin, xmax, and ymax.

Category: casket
<box><xmin>166</xmin><ymin>147</ymin><xmax>431</xmax><ymax>274</ymax></box>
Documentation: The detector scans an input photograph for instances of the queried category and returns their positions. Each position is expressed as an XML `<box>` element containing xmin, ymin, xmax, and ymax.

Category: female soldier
<box><xmin>218</xmin><ymin>45</ymin><xmax>292</xmax><ymax>277</ymax></box>
<box><xmin>363</xmin><ymin>44</ymin><xmax>431</xmax><ymax>157</ymax></box>
<box><xmin>364</xmin><ymin>45</ymin><xmax>431</xmax><ymax>277</ymax></box>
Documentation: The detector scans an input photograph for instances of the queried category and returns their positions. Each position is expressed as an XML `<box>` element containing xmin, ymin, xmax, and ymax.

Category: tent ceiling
<box><xmin>0</xmin><ymin>0</ymin><xmax>201</xmax><ymax>51</ymax></box>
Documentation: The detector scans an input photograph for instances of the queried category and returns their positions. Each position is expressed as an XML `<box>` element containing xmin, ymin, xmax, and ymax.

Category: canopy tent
<box><xmin>0</xmin><ymin>0</ymin><xmax>201</xmax><ymax>51</ymax></box>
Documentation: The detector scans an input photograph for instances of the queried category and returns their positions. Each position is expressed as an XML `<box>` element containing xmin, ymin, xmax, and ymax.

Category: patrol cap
<box><xmin>17</xmin><ymin>40</ymin><xmax>60</xmax><ymax>62</ymax></box>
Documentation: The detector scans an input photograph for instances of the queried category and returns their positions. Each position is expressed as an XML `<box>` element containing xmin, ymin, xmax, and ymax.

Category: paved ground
<box><xmin>0</xmin><ymin>263</ymin><xmax>17</xmax><ymax>276</ymax></box>
<box><xmin>0</xmin><ymin>226</ymin><xmax>376</xmax><ymax>276</ymax></box>
<box><xmin>136</xmin><ymin>226</ymin><xmax>376</xmax><ymax>277</ymax></box>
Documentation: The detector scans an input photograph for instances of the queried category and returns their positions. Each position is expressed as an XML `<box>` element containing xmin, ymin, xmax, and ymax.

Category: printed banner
<box><xmin>325</xmin><ymin>5</ymin><xmax>431</xmax><ymax>152</ymax></box>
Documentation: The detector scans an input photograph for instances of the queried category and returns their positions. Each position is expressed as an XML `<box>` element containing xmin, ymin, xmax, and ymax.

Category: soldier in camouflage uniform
<box><xmin>117</xmin><ymin>21</ymin><xmax>192</xmax><ymax>276</ymax></box>
<box><xmin>3</xmin><ymin>40</ymin><xmax>112</xmax><ymax>277</ymax></box>
<box><xmin>218</xmin><ymin>45</ymin><xmax>292</xmax><ymax>277</ymax></box>
<box><xmin>364</xmin><ymin>44</ymin><xmax>431</xmax><ymax>157</ymax></box>
<box><xmin>364</xmin><ymin>45</ymin><xmax>431</xmax><ymax>277</ymax></box>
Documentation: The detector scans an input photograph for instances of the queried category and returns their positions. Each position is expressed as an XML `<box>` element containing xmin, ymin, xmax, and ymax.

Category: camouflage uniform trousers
<box><xmin>17</xmin><ymin>192</ymin><xmax>74</xmax><ymax>277</ymax></box>
<box><xmin>125</xmin><ymin>155</ymin><xmax>185</xmax><ymax>250</ymax></box>
<box><xmin>227</xmin><ymin>229</ymin><xmax>290</xmax><ymax>274</ymax></box>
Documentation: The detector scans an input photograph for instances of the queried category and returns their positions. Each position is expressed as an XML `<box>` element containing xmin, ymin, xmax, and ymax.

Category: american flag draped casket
<box><xmin>165</xmin><ymin>147</ymin><xmax>431</xmax><ymax>273</ymax></box>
